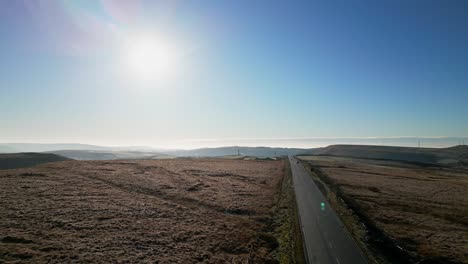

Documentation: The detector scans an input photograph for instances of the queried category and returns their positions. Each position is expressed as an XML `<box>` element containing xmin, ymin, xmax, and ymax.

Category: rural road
<box><xmin>289</xmin><ymin>156</ymin><xmax>367</xmax><ymax>264</ymax></box>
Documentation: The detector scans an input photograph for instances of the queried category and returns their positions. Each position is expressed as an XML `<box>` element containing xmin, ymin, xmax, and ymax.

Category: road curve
<box><xmin>290</xmin><ymin>156</ymin><xmax>367</xmax><ymax>264</ymax></box>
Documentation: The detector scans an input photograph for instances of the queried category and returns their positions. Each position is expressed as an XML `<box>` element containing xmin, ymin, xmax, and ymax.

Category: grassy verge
<box><xmin>270</xmin><ymin>158</ymin><xmax>306</xmax><ymax>264</ymax></box>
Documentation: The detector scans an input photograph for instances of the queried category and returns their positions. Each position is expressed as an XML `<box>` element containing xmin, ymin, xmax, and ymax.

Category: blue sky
<box><xmin>1</xmin><ymin>0</ymin><xmax>467</xmax><ymax>148</ymax></box>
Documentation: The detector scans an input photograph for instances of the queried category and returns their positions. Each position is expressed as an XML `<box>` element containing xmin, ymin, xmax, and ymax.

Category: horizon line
<box><xmin>1</xmin><ymin>136</ymin><xmax>467</xmax><ymax>150</ymax></box>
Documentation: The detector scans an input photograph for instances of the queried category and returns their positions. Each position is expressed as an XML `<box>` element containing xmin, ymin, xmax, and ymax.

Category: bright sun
<box><xmin>123</xmin><ymin>34</ymin><xmax>179</xmax><ymax>82</ymax></box>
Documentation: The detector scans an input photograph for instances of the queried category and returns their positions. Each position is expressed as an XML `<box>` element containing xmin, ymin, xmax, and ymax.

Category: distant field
<box><xmin>0</xmin><ymin>158</ymin><xmax>289</xmax><ymax>263</ymax></box>
<box><xmin>299</xmin><ymin>156</ymin><xmax>468</xmax><ymax>264</ymax></box>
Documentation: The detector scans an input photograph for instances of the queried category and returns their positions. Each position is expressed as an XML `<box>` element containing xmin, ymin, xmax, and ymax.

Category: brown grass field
<box><xmin>0</xmin><ymin>158</ymin><xmax>289</xmax><ymax>263</ymax></box>
<box><xmin>299</xmin><ymin>156</ymin><xmax>468</xmax><ymax>264</ymax></box>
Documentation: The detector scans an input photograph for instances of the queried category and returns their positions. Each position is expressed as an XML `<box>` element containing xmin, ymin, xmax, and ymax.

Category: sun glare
<box><xmin>123</xmin><ymin>34</ymin><xmax>179</xmax><ymax>82</ymax></box>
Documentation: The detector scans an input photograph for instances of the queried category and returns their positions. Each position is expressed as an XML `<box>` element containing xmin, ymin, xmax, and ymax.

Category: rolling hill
<box><xmin>306</xmin><ymin>144</ymin><xmax>468</xmax><ymax>165</ymax></box>
<box><xmin>48</xmin><ymin>150</ymin><xmax>172</xmax><ymax>160</ymax></box>
<box><xmin>165</xmin><ymin>146</ymin><xmax>313</xmax><ymax>157</ymax></box>
<box><xmin>0</xmin><ymin>153</ymin><xmax>71</xmax><ymax>170</ymax></box>
<box><xmin>2</xmin><ymin>143</ymin><xmax>467</xmax><ymax>164</ymax></box>
<box><xmin>0</xmin><ymin>143</ymin><xmax>163</xmax><ymax>153</ymax></box>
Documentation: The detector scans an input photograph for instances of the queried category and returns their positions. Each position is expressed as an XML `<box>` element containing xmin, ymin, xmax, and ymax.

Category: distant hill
<box><xmin>306</xmin><ymin>144</ymin><xmax>468</xmax><ymax>165</ymax></box>
<box><xmin>43</xmin><ymin>147</ymin><xmax>313</xmax><ymax>160</ymax></box>
<box><xmin>1</xmin><ymin>143</ymin><xmax>313</xmax><ymax>158</ymax></box>
<box><xmin>4</xmin><ymin>143</ymin><xmax>466</xmax><ymax>163</ymax></box>
<box><xmin>0</xmin><ymin>153</ymin><xmax>71</xmax><ymax>170</ymax></box>
<box><xmin>0</xmin><ymin>143</ymin><xmax>112</xmax><ymax>153</ymax></box>
<box><xmin>0</xmin><ymin>143</ymin><xmax>163</xmax><ymax>153</ymax></box>
<box><xmin>48</xmin><ymin>150</ymin><xmax>171</xmax><ymax>160</ymax></box>
<box><xmin>167</xmin><ymin>146</ymin><xmax>314</xmax><ymax>157</ymax></box>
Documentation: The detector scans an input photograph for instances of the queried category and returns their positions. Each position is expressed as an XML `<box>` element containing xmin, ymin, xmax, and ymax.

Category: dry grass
<box><xmin>0</xmin><ymin>158</ymin><xmax>286</xmax><ymax>263</ymax></box>
<box><xmin>299</xmin><ymin>156</ymin><xmax>468</xmax><ymax>264</ymax></box>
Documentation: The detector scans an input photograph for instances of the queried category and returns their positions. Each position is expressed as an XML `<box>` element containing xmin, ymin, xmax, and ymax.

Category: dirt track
<box><xmin>0</xmin><ymin>158</ymin><xmax>286</xmax><ymax>263</ymax></box>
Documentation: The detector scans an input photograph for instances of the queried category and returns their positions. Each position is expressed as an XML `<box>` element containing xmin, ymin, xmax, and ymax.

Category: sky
<box><xmin>1</xmin><ymin>0</ymin><xmax>467</xmax><ymax>148</ymax></box>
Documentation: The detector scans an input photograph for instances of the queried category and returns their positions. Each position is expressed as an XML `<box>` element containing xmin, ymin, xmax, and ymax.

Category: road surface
<box><xmin>290</xmin><ymin>156</ymin><xmax>367</xmax><ymax>264</ymax></box>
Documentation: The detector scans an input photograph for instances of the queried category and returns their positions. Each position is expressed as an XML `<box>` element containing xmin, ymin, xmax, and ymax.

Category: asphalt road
<box><xmin>290</xmin><ymin>156</ymin><xmax>367</xmax><ymax>264</ymax></box>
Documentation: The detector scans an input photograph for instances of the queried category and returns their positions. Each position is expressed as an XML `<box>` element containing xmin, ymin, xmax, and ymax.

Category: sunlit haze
<box><xmin>1</xmin><ymin>1</ymin><xmax>467</xmax><ymax>148</ymax></box>
<box><xmin>122</xmin><ymin>32</ymin><xmax>181</xmax><ymax>82</ymax></box>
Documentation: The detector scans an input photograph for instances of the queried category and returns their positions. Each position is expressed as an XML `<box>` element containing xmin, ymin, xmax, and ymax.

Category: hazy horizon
<box><xmin>2</xmin><ymin>136</ymin><xmax>467</xmax><ymax>150</ymax></box>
